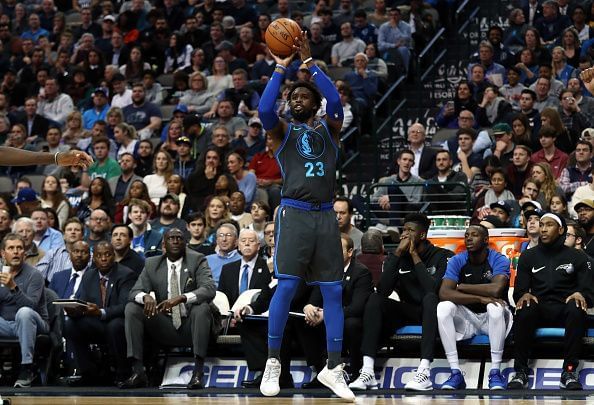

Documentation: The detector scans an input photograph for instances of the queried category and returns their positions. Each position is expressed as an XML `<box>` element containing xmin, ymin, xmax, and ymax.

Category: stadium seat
<box><xmin>160</xmin><ymin>105</ymin><xmax>176</xmax><ymax>121</ymax></box>
<box><xmin>0</xmin><ymin>288</ymin><xmax>62</xmax><ymax>385</ymax></box>
<box><xmin>157</xmin><ymin>74</ymin><xmax>174</xmax><ymax>88</ymax></box>
<box><xmin>0</xmin><ymin>176</ymin><xmax>14</xmax><ymax>194</ymax></box>
<box><xmin>327</xmin><ymin>66</ymin><xmax>352</xmax><ymax>81</ymax></box>
<box><xmin>26</xmin><ymin>174</ymin><xmax>46</xmax><ymax>194</ymax></box>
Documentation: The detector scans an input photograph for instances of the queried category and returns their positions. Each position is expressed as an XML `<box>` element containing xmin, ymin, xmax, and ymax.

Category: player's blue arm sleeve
<box><xmin>258</xmin><ymin>70</ymin><xmax>283</xmax><ymax>131</ymax></box>
<box><xmin>309</xmin><ymin>64</ymin><xmax>343</xmax><ymax>122</ymax></box>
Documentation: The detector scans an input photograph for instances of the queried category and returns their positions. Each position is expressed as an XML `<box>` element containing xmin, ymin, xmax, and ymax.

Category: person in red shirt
<box><xmin>248</xmin><ymin>134</ymin><xmax>282</xmax><ymax>210</ymax></box>
<box><xmin>530</xmin><ymin>125</ymin><xmax>568</xmax><ymax>179</ymax></box>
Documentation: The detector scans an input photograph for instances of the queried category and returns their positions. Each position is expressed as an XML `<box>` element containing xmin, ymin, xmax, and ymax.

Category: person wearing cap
<box><xmin>82</xmin><ymin>87</ymin><xmax>110</xmax><ymax>130</ymax></box>
<box><xmin>231</xmin><ymin>116</ymin><xmax>265</xmax><ymax>163</ymax></box>
<box><xmin>94</xmin><ymin>14</ymin><xmax>117</xmax><ymax>54</ymax></box>
<box><xmin>483</xmin><ymin>123</ymin><xmax>515</xmax><ymax>168</ymax></box>
<box><xmin>110</xmin><ymin>73</ymin><xmax>133</xmax><ymax>109</ymax></box>
<box><xmin>174</xmin><ymin>136</ymin><xmax>196</xmax><ymax>180</ymax></box>
<box><xmin>12</xmin><ymin>188</ymin><xmax>42</xmax><ymax>217</ymax></box>
<box><xmin>509</xmin><ymin>212</ymin><xmax>593</xmax><ymax>390</ymax></box>
<box><xmin>149</xmin><ymin>193</ymin><xmax>190</xmax><ymax>242</ymax></box>
<box><xmin>489</xmin><ymin>200</ymin><xmax>512</xmax><ymax>226</ymax></box>
<box><xmin>574</xmin><ymin>199</ymin><xmax>594</xmax><ymax>257</ymax></box>
<box><xmin>530</xmin><ymin>125</ymin><xmax>568</xmax><ymax>179</ymax></box>
<box><xmin>437</xmin><ymin>224</ymin><xmax>511</xmax><ymax>390</ymax></box>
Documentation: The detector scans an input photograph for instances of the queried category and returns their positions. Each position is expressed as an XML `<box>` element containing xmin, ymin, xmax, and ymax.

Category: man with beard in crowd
<box><xmin>575</xmin><ymin>199</ymin><xmax>594</xmax><ymax>257</ymax></box>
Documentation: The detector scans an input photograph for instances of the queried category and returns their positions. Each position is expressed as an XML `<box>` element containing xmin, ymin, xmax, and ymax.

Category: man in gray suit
<box><xmin>119</xmin><ymin>227</ymin><xmax>217</xmax><ymax>389</ymax></box>
<box><xmin>108</xmin><ymin>153</ymin><xmax>142</xmax><ymax>203</ymax></box>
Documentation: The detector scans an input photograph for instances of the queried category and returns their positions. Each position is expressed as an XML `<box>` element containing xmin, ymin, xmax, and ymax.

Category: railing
<box><xmin>362</xmin><ymin>181</ymin><xmax>473</xmax><ymax>229</ymax></box>
<box><xmin>337</xmin><ymin>126</ymin><xmax>360</xmax><ymax>189</ymax></box>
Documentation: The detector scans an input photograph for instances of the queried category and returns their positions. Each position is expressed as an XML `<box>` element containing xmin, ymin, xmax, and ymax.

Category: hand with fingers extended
<box><xmin>293</xmin><ymin>31</ymin><xmax>312</xmax><ymax>63</ymax></box>
<box><xmin>566</xmin><ymin>292</ymin><xmax>588</xmax><ymax>312</ymax></box>
<box><xmin>515</xmin><ymin>292</ymin><xmax>538</xmax><ymax>311</ymax></box>
<box><xmin>580</xmin><ymin>68</ymin><xmax>594</xmax><ymax>94</ymax></box>
<box><xmin>270</xmin><ymin>51</ymin><xmax>295</xmax><ymax>68</ymax></box>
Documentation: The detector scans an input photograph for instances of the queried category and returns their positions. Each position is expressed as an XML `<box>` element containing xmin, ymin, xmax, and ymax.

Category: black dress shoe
<box><xmin>118</xmin><ymin>372</ymin><xmax>148</xmax><ymax>389</ymax></box>
<box><xmin>187</xmin><ymin>371</ymin><xmax>205</xmax><ymax>390</ymax></box>
<box><xmin>241</xmin><ymin>375</ymin><xmax>262</xmax><ymax>388</ymax></box>
<box><xmin>301</xmin><ymin>378</ymin><xmax>324</xmax><ymax>389</ymax></box>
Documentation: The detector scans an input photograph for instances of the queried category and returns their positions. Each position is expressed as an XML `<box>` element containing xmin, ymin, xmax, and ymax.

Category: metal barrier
<box><xmin>361</xmin><ymin>181</ymin><xmax>472</xmax><ymax>229</ymax></box>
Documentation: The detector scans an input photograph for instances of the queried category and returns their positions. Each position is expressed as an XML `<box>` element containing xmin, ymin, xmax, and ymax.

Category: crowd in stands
<box><xmin>2</xmin><ymin>0</ymin><xmax>594</xmax><ymax>395</ymax></box>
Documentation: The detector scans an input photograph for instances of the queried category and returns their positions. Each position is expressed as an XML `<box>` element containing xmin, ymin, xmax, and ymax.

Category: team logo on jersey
<box><xmin>296</xmin><ymin>130</ymin><xmax>325</xmax><ymax>160</ymax></box>
<box><xmin>426</xmin><ymin>266</ymin><xmax>436</xmax><ymax>275</ymax></box>
<box><xmin>556</xmin><ymin>263</ymin><xmax>574</xmax><ymax>274</ymax></box>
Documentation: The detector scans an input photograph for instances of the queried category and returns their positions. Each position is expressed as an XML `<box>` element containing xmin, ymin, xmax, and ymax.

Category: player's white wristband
<box><xmin>54</xmin><ymin>152</ymin><xmax>61</xmax><ymax>165</ymax></box>
<box><xmin>303</xmin><ymin>57</ymin><xmax>313</xmax><ymax>64</ymax></box>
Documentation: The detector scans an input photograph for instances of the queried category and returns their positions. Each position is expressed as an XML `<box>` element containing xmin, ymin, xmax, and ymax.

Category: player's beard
<box><xmin>291</xmin><ymin>106</ymin><xmax>314</xmax><ymax>123</ymax></box>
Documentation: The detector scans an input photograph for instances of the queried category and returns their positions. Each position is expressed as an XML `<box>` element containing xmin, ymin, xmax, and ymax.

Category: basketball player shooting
<box><xmin>257</xmin><ymin>32</ymin><xmax>355</xmax><ymax>401</ymax></box>
<box><xmin>0</xmin><ymin>147</ymin><xmax>93</xmax><ymax>169</ymax></box>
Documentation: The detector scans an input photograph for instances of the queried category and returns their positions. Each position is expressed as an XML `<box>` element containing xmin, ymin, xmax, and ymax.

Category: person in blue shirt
<box><xmin>437</xmin><ymin>225</ymin><xmax>511</xmax><ymax>390</ymax></box>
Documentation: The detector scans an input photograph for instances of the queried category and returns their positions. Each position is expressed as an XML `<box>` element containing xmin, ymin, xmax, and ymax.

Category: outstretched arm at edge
<box><xmin>0</xmin><ymin>148</ymin><xmax>93</xmax><ymax>168</ymax></box>
<box><xmin>258</xmin><ymin>53</ymin><xmax>295</xmax><ymax>145</ymax></box>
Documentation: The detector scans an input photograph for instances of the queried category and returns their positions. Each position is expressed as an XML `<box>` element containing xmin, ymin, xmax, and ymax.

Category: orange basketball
<box><xmin>265</xmin><ymin>18</ymin><xmax>302</xmax><ymax>57</ymax></box>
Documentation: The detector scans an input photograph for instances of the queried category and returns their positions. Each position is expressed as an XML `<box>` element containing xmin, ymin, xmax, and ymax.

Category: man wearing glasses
<box><xmin>120</xmin><ymin>228</ymin><xmax>217</xmax><ymax>389</ymax></box>
<box><xmin>206</xmin><ymin>222</ymin><xmax>240</xmax><ymax>286</ymax></box>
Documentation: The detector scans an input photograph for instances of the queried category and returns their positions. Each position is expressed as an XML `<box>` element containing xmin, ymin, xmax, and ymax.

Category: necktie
<box><xmin>64</xmin><ymin>272</ymin><xmax>78</xmax><ymax>299</ymax></box>
<box><xmin>99</xmin><ymin>276</ymin><xmax>108</xmax><ymax>308</ymax></box>
<box><xmin>239</xmin><ymin>264</ymin><xmax>249</xmax><ymax>294</ymax></box>
<box><xmin>170</xmin><ymin>264</ymin><xmax>182</xmax><ymax>329</ymax></box>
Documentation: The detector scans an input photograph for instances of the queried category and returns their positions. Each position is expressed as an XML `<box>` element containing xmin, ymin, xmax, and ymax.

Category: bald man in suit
<box><xmin>120</xmin><ymin>228</ymin><xmax>217</xmax><ymax>390</ymax></box>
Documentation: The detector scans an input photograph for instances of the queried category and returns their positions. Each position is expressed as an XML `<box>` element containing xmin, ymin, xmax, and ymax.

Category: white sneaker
<box><xmin>404</xmin><ymin>368</ymin><xmax>433</xmax><ymax>391</ymax></box>
<box><xmin>260</xmin><ymin>358</ymin><xmax>281</xmax><ymax>396</ymax></box>
<box><xmin>317</xmin><ymin>363</ymin><xmax>356</xmax><ymax>401</ymax></box>
<box><xmin>348</xmin><ymin>369</ymin><xmax>379</xmax><ymax>391</ymax></box>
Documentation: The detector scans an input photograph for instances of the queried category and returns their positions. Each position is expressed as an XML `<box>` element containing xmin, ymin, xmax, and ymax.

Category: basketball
<box><xmin>265</xmin><ymin>18</ymin><xmax>302</xmax><ymax>57</ymax></box>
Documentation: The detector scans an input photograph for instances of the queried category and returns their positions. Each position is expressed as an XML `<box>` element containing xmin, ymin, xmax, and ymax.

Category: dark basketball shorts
<box><xmin>273</xmin><ymin>204</ymin><xmax>343</xmax><ymax>285</ymax></box>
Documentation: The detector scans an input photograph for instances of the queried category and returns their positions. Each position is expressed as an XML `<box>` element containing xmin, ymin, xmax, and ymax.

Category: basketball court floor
<box><xmin>4</xmin><ymin>390</ymin><xmax>594</xmax><ymax>404</ymax></box>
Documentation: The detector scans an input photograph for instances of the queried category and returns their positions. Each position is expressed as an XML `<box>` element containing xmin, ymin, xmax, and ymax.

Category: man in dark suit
<box><xmin>14</xmin><ymin>97</ymin><xmax>49</xmax><ymax>141</ymax></box>
<box><xmin>218</xmin><ymin>229</ymin><xmax>275</xmax><ymax>384</ymax></box>
<box><xmin>61</xmin><ymin>241</ymin><xmax>137</xmax><ymax>386</ymax></box>
<box><xmin>407</xmin><ymin>123</ymin><xmax>437</xmax><ymax>180</ymax></box>
<box><xmin>120</xmin><ymin>227</ymin><xmax>217</xmax><ymax>389</ymax></box>
<box><xmin>49</xmin><ymin>241</ymin><xmax>91</xmax><ymax>299</ymax></box>
<box><xmin>111</xmin><ymin>224</ymin><xmax>144</xmax><ymax>274</ymax></box>
<box><xmin>523</xmin><ymin>0</ymin><xmax>543</xmax><ymax>26</ymax></box>
<box><xmin>303</xmin><ymin>233</ymin><xmax>373</xmax><ymax>380</ymax></box>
